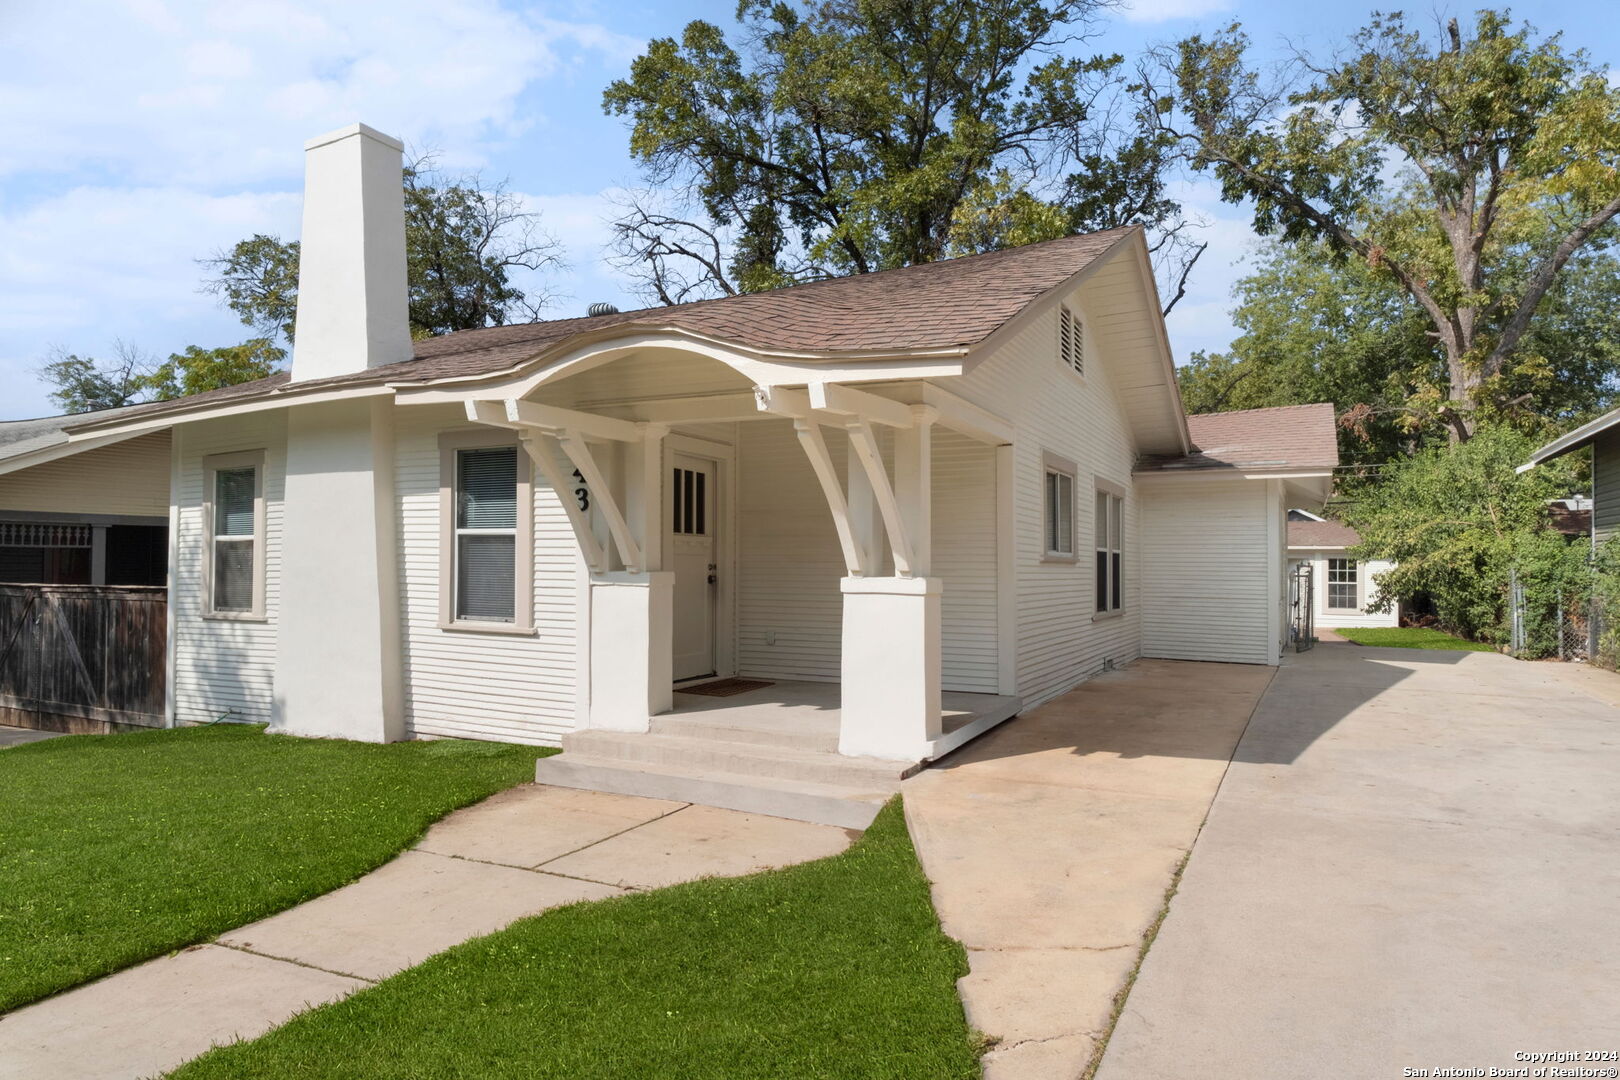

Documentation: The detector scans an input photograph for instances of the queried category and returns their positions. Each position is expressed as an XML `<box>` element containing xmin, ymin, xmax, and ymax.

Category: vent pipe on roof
<box><xmin>289</xmin><ymin>123</ymin><xmax>412</xmax><ymax>382</ymax></box>
<box><xmin>587</xmin><ymin>302</ymin><xmax>620</xmax><ymax>317</ymax></box>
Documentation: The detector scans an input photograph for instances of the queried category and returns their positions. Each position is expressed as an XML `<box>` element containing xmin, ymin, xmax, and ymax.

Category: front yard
<box><xmin>0</xmin><ymin>724</ymin><xmax>544</xmax><ymax>1011</ymax></box>
<box><xmin>168</xmin><ymin>800</ymin><xmax>981</xmax><ymax>1080</ymax></box>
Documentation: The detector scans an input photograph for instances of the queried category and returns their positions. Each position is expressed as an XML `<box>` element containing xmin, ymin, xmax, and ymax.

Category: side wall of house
<box><xmin>1139</xmin><ymin>476</ymin><xmax>1277</xmax><ymax>664</ymax></box>
<box><xmin>941</xmin><ymin>279</ymin><xmax>1143</xmax><ymax>707</ymax></box>
<box><xmin>395</xmin><ymin>403</ymin><xmax>581</xmax><ymax>745</ymax></box>
<box><xmin>0</xmin><ymin>433</ymin><xmax>171</xmax><ymax>517</ymax></box>
<box><xmin>171</xmin><ymin>415</ymin><xmax>284</xmax><ymax>725</ymax></box>
<box><xmin>1595</xmin><ymin>430</ymin><xmax>1620</xmax><ymax>545</ymax></box>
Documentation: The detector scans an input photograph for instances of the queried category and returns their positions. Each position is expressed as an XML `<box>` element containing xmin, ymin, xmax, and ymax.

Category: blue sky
<box><xmin>0</xmin><ymin>0</ymin><xmax>1612</xmax><ymax>420</ymax></box>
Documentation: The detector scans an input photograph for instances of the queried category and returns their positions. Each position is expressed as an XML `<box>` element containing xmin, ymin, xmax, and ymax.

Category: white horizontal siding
<box><xmin>735</xmin><ymin>420</ymin><xmax>846</xmax><ymax>682</ymax></box>
<box><xmin>932</xmin><ymin>428</ymin><xmax>999</xmax><ymax>692</ymax></box>
<box><xmin>172</xmin><ymin>416</ymin><xmax>283</xmax><ymax>725</ymax></box>
<box><xmin>1139</xmin><ymin>478</ymin><xmax>1274</xmax><ymax>664</ymax></box>
<box><xmin>0</xmin><ymin>432</ymin><xmax>170</xmax><ymax>517</ymax></box>
<box><xmin>943</xmin><ymin>277</ymin><xmax>1143</xmax><ymax>707</ymax></box>
<box><xmin>396</xmin><ymin>404</ymin><xmax>579</xmax><ymax>746</ymax></box>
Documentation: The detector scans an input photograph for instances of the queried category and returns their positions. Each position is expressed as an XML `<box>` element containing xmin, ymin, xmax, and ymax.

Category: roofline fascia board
<box><xmin>1286</xmin><ymin>544</ymin><xmax>1349</xmax><ymax>551</ymax></box>
<box><xmin>0</xmin><ymin>428</ymin><xmax>153</xmax><ymax>478</ymax></box>
<box><xmin>1519</xmin><ymin>406</ymin><xmax>1620</xmax><ymax>471</ymax></box>
<box><xmin>1133</xmin><ymin>468</ymin><xmax>1335</xmax><ymax>482</ymax></box>
<box><xmin>1126</xmin><ymin>231</ymin><xmax>1194</xmax><ymax>456</ymax></box>
<box><xmin>63</xmin><ymin>383</ymin><xmax>396</xmax><ymax>441</ymax></box>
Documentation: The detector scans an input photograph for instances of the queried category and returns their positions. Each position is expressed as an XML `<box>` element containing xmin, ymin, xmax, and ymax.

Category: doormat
<box><xmin>677</xmin><ymin>678</ymin><xmax>775</xmax><ymax>698</ymax></box>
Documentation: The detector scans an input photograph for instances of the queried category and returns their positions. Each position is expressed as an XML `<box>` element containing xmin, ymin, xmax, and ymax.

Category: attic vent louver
<box><xmin>1058</xmin><ymin>304</ymin><xmax>1083</xmax><ymax>376</ymax></box>
<box><xmin>587</xmin><ymin>302</ymin><xmax>620</xmax><ymax>317</ymax></box>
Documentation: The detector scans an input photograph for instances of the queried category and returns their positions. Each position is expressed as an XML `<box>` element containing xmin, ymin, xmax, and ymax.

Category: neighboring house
<box><xmin>1285</xmin><ymin>510</ymin><xmax>1399</xmax><ymax>629</ymax></box>
<box><xmin>0</xmin><ymin>411</ymin><xmax>169</xmax><ymax>586</ymax></box>
<box><xmin>1522</xmin><ymin>408</ymin><xmax>1620</xmax><ymax>545</ymax></box>
<box><xmin>29</xmin><ymin>123</ymin><xmax>1338</xmax><ymax>814</ymax></box>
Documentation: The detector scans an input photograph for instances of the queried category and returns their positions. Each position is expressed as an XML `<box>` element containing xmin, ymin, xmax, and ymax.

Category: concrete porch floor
<box><xmin>662</xmin><ymin>678</ymin><xmax>1023</xmax><ymax>759</ymax></box>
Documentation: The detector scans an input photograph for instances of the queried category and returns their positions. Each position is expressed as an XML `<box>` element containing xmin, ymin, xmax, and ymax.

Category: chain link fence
<box><xmin>1508</xmin><ymin>568</ymin><xmax>1620</xmax><ymax>671</ymax></box>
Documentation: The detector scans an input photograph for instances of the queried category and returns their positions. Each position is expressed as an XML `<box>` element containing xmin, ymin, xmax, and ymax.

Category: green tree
<box><xmin>200</xmin><ymin>161</ymin><xmax>562</xmax><ymax>341</ymax></box>
<box><xmin>604</xmin><ymin>0</ymin><xmax>1197</xmax><ymax>307</ymax></box>
<box><xmin>141</xmin><ymin>339</ymin><xmax>285</xmax><ymax>400</ymax></box>
<box><xmin>36</xmin><ymin>342</ymin><xmax>153</xmax><ymax>414</ymax></box>
<box><xmin>1152</xmin><ymin>10</ymin><xmax>1620</xmax><ymax>439</ymax></box>
<box><xmin>1340</xmin><ymin>424</ymin><xmax>1585</xmax><ymax>643</ymax></box>
<box><xmin>1177</xmin><ymin>239</ymin><xmax>1620</xmax><ymax>460</ymax></box>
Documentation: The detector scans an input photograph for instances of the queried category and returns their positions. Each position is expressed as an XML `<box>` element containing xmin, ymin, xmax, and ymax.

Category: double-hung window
<box><xmin>1043</xmin><ymin>454</ymin><xmax>1077</xmax><ymax>560</ymax></box>
<box><xmin>203</xmin><ymin>451</ymin><xmax>265</xmax><ymax>618</ymax></box>
<box><xmin>439</xmin><ymin>433</ymin><xmax>533</xmax><ymax>633</ymax></box>
<box><xmin>1095</xmin><ymin>486</ymin><xmax>1124</xmax><ymax>614</ymax></box>
<box><xmin>1327</xmin><ymin>558</ymin><xmax>1359</xmax><ymax>611</ymax></box>
<box><xmin>455</xmin><ymin>446</ymin><xmax>519</xmax><ymax>622</ymax></box>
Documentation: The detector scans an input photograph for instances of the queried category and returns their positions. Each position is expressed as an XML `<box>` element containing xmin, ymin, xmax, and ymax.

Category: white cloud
<box><xmin>1120</xmin><ymin>0</ymin><xmax>1234</xmax><ymax>24</ymax></box>
<box><xmin>0</xmin><ymin>0</ymin><xmax>639</xmax><ymax>187</ymax></box>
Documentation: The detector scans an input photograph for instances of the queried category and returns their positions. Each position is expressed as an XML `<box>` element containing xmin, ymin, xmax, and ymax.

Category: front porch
<box><xmin>444</xmin><ymin>339</ymin><xmax>1023</xmax><ymax>822</ymax></box>
<box><xmin>659</xmin><ymin>679</ymin><xmax>1023</xmax><ymax>762</ymax></box>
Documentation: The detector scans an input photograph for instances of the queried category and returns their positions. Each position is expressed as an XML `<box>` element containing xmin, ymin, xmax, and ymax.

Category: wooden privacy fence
<box><xmin>0</xmin><ymin>584</ymin><xmax>166</xmax><ymax>733</ymax></box>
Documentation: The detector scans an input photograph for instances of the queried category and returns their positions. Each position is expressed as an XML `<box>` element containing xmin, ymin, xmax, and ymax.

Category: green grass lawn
<box><xmin>168</xmin><ymin>800</ymin><xmax>981</xmax><ymax>1080</ymax></box>
<box><xmin>1335</xmin><ymin>626</ymin><xmax>1497</xmax><ymax>651</ymax></box>
<box><xmin>0</xmin><ymin>724</ymin><xmax>544</xmax><ymax>1011</ymax></box>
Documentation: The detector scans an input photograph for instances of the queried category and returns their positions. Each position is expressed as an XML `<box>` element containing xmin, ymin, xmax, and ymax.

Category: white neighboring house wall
<box><xmin>1290</xmin><ymin>548</ymin><xmax>1400</xmax><ymax>628</ymax></box>
<box><xmin>170</xmin><ymin>413</ymin><xmax>285</xmax><ymax>726</ymax></box>
<box><xmin>0</xmin><ymin>432</ymin><xmax>170</xmax><ymax>518</ymax></box>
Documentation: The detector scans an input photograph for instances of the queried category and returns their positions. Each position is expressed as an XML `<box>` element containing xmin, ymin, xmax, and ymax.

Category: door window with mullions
<box><xmin>672</xmin><ymin>465</ymin><xmax>708</xmax><ymax>535</ymax></box>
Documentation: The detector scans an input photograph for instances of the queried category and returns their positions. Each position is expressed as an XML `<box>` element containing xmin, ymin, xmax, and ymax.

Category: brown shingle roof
<box><xmin>1287</xmin><ymin>519</ymin><xmax>1361</xmax><ymax>548</ymax></box>
<box><xmin>1137</xmin><ymin>403</ymin><xmax>1339</xmax><ymax>474</ymax></box>
<box><xmin>68</xmin><ymin>227</ymin><xmax>1137</xmax><ymax>432</ymax></box>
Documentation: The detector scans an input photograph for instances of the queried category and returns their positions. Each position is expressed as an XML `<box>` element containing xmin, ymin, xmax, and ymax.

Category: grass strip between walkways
<box><xmin>1334</xmin><ymin>626</ymin><xmax>1497</xmax><ymax>651</ymax></box>
<box><xmin>0</xmin><ymin>724</ymin><xmax>545</xmax><ymax>1011</ymax></box>
<box><xmin>168</xmin><ymin>799</ymin><xmax>982</xmax><ymax>1080</ymax></box>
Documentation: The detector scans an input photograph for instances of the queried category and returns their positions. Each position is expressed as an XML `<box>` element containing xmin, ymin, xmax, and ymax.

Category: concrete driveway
<box><xmin>1098</xmin><ymin>641</ymin><xmax>1620</xmax><ymax>1078</ymax></box>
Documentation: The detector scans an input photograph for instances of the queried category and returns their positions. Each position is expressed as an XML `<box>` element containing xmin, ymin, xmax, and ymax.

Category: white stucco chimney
<box><xmin>290</xmin><ymin>123</ymin><xmax>412</xmax><ymax>382</ymax></box>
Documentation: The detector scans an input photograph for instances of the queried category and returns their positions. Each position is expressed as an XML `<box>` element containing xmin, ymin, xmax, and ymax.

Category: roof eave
<box><xmin>1518</xmin><ymin>405</ymin><xmax>1620</xmax><ymax>472</ymax></box>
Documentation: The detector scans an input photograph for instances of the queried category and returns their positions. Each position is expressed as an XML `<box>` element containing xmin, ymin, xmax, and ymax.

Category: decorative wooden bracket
<box><xmin>792</xmin><ymin>418</ymin><xmax>869</xmax><ymax>576</ymax></box>
<box><xmin>517</xmin><ymin>431</ymin><xmax>608</xmax><ymax>574</ymax></box>
<box><xmin>845</xmin><ymin>418</ymin><xmax>916</xmax><ymax>577</ymax></box>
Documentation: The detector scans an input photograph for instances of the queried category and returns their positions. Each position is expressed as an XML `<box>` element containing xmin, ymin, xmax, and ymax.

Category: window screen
<box><xmin>455</xmin><ymin>447</ymin><xmax>518</xmax><ymax>621</ymax></box>
<box><xmin>212</xmin><ymin>466</ymin><xmax>256</xmax><ymax>612</ymax></box>
<box><xmin>1045</xmin><ymin>470</ymin><xmax>1075</xmax><ymax>555</ymax></box>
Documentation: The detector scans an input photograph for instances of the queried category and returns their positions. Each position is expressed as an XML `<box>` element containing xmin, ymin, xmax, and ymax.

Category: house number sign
<box><xmin>571</xmin><ymin>468</ymin><xmax>589</xmax><ymax>512</ymax></box>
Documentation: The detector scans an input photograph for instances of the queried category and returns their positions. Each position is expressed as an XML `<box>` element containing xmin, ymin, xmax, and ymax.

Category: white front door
<box><xmin>670</xmin><ymin>453</ymin><xmax>718</xmax><ymax>681</ymax></box>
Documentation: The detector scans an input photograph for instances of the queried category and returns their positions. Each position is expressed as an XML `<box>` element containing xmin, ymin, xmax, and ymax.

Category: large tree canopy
<box><xmin>1178</xmin><ymin>239</ymin><xmax>1620</xmax><ymax>461</ymax></box>
<box><xmin>201</xmin><ymin>160</ymin><xmax>562</xmax><ymax>342</ymax></box>
<box><xmin>604</xmin><ymin>0</ymin><xmax>1198</xmax><ymax>307</ymax></box>
<box><xmin>37</xmin><ymin>339</ymin><xmax>285</xmax><ymax>414</ymax></box>
<box><xmin>1153</xmin><ymin>9</ymin><xmax>1620</xmax><ymax>440</ymax></box>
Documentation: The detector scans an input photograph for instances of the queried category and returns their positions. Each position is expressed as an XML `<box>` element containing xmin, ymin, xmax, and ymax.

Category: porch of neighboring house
<box><xmin>448</xmin><ymin>345</ymin><xmax>1021</xmax><ymax>826</ymax></box>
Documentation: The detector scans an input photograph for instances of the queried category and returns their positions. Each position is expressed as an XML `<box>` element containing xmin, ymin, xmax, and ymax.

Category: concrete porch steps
<box><xmin>532</xmin><ymin>754</ymin><xmax>894</xmax><ymax>830</ymax></box>
<box><xmin>562</xmin><ymin>729</ymin><xmax>916</xmax><ymax>788</ymax></box>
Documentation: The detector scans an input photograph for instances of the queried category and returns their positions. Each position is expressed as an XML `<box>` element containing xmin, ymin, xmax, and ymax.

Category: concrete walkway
<box><xmin>1098</xmin><ymin>643</ymin><xmax>1620</xmax><ymax>1078</ymax></box>
<box><xmin>0</xmin><ymin>725</ymin><xmax>63</xmax><ymax>748</ymax></box>
<box><xmin>904</xmin><ymin>659</ymin><xmax>1275</xmax><ymax>1080</ymax></box>
<box><xmin>0</xmin><ymin>786</ymin><xmax>850</xmax><ymax>1080</ymax></box>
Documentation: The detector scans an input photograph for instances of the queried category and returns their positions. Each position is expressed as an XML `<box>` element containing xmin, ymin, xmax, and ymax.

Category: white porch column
<box><xmin>839</xmin><ymin>575</ymin><xmax>942</xmax><ymax>760</ymax></box>
<box><xmin>586</xmin><ymin>571</ymin><xmax>674</xmax><ymax>731</ymax></box>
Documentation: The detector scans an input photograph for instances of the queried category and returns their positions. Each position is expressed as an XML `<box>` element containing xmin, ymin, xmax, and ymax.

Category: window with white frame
<box><xmin>454</xmin><ymin>446</ymin><xmax>520</xmax><ymax>622</ymax></box>
<box><xmin>1095</xmin><ymin>487</ymin><xmax>1124</xmax><ymax>613</ymax></box>
<box><xmin>1327</xmin><ymin>557</ymin><xmax>1359</xmax><ymax>610</ymax></box>
<box><xmin>203</xmin><ymin>451</ymin><xmax>265</xmax><ymax>618</ymax></box>
<box><xmin>1058</xmin><ymin>304</ymin><xmax>1084</xmax><ymax>376</ymax></box>
<box><xmin>1044</xmin><ymin>459</ymin><xmax>1076</xmax><ymax>558</ymax></box>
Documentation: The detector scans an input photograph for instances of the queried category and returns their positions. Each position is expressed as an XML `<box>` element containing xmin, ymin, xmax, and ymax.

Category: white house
<box><xmin>1285</xmin><ymin>510</ymin><xmax>1399</xmax><ymax>630</ymax></box>
<box><xmin>26</xmin><ymin>123</ymin><xmax>1338</xmax><ymax>825</ymax></box>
